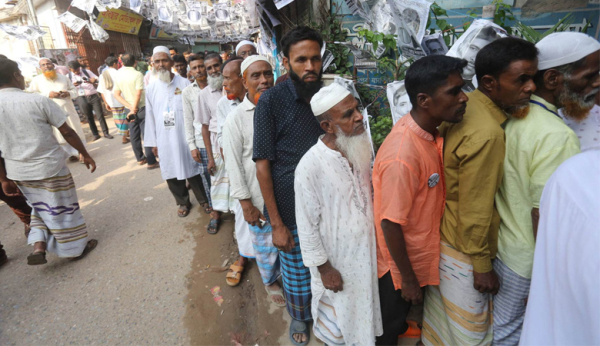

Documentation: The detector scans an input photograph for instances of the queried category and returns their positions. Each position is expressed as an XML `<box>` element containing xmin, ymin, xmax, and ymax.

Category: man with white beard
<box><xmin>294</xmin><ymin>83</ymin><xmax>383</xmax><ymax>346</ymax></box>
<box><xmin>144</xmin><ymin>46</ymin><xmax>209</xmax><ymax>217</ymax></box>
<box><xmin>29</xmin><ymin>58</ymin><xmax>87</xmax><ymax>161</ymax></box>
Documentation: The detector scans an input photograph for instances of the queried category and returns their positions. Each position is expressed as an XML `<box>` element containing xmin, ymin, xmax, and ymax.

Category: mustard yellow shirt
<box><xmin>439</xmin><ymin>89</ymin><xmax>507</xmax><ymax>273</ymax></box>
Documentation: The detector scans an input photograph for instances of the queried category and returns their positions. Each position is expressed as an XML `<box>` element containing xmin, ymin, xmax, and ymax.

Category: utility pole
<box><xmin>24</xmin><ymin>0</ymin><xmax>45</xmax><ymax>51</ymax></box>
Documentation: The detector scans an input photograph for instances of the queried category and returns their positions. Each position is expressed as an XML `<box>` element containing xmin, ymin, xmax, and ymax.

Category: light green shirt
<box><xmin>496</xmin><ymin>95</ymin><xmax>580</xmax><ymax>278</ymax></box>
<box><xmin>113</xmin><ymin>67</ymin><xmax>145</xmax><ymax>108</ymax></box>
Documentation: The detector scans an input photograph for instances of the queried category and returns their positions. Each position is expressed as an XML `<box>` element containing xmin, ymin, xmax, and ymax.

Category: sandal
<box><xmin>289</xmin><ymin>319</ymin><xmax>310</xmax><ymax>346</ymax></box>
<box><xmin>399</xmin><ymin>320</ymin><xmax>422</xmax><ymax>339</ymax></box>
<box><xmin>27</xmin><ymin>251</ymin><xmax>47</xmax><ymax>265</ymax></box>
<box><xmin>207</xmin><ymin>218</ymin><xmax>219</xmax><ymax>234</ymax></box>
<box><xmin>226</xmin><ymin>260</ymin><xmax>245</xmax><ymax>286</ymax></box>
<box><xmin>73</xmin><ymin>239</ymin><xmax>98</xmax><ymax>261</ymax></box>
<box><xmin>178</xmin><ymin>204</ymin><xmax>191</xmax><ymax>217</ymax></box>
<box><xmin>265</xmin><ymin>285</ymin><xmax>287</xmax><ymax>307</ymax></box>
<box><xmin>200</xmin><ymin>203</ymin><xmax>212</xmax><ymax>215</ymax></box>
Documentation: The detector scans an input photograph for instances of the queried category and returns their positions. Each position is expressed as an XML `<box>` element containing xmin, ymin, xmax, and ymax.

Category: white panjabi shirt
<box><xmin>559</xmin><ymin>104</ymin><xmax>600</xmax><ymax>152</ymax></box>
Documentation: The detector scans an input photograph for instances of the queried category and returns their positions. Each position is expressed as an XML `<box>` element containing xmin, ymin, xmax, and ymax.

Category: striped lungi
<box><xmin>198</xmin><ymin>148</ymin><xmax>212</xmax><ymax>208</ymax></box>
<box><xmin>111</xmin><ymin>106</ymin><xmax>128</xmax><ymax>136</ymax></box>
<box><xmin>422</xmin><ymin>241</ymin><xmax>493</xmax><ymax>346</ymax></box>
<box><xmin>492</xmin><ymin>258</ymin><xmax>531</xmax><ymax>345</ymax></box>
<box><xmin>16</xmin><ymin>165</ymin><xmax>88</xmax><ymax>258</ymax></box>
<box><xmin>313</xmin><ymin>294</ymin><xmax>345</xmax><ymax>346</ymax></box>
<box><xmin>280</xmin><ymin>226</ymin><xmax>312</xmax><ymax>322</ymax></box>
<box><xmin>248</xmin><ymin>223</ymin><xmax>280</xmax><ymax>285</ymax></box>
<box><xmin>209</xmin><ymin>151</ymin><xmax>235</xmax><ymax>213</ymax></box>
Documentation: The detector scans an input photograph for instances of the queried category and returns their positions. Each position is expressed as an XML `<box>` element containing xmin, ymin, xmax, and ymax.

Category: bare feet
<box><xmin>266</xmin><ymin>281</ymin><xmax>286</xmax><ymax>305</ymax></box>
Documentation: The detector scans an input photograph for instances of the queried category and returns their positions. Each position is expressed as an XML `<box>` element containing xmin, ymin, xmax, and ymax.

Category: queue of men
<box><xmin>0</xmin><ymin>26</ymin><xmax>599</xmax><ymax>346</ymax></box>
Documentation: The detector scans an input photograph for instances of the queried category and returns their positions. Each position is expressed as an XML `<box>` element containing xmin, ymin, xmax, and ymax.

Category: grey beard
<box><xmin>334</xmin><ymin>126</ymin><xmax>372</xmax><ymax>171</ymax></box>
<box><xmin>157</xmin><ymin>69</ymin><xmax>172</xmax><ymax>84</ymax></box>
<box><xmin>208</xmin><ymin>74</ymin><xmax>223</xmax><ymax>90</ymax></box>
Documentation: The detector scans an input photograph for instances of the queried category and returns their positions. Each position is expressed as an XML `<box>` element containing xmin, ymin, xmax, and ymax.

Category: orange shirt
<box><xmin>373</xmin><ymin>113</ymin><xmax>445</xmax><ymax>290</ymax></box>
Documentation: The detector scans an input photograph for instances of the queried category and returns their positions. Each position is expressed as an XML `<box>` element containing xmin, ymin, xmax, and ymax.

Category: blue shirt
<box><xmin>253</xmin><ymin>78</ymin><xmax>324</xmax><ymax>228</ymax></box>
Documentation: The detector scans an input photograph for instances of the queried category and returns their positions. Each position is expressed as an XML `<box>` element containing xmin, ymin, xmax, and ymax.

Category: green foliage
<box><xmin>491</xmin><ymin>0</ymin><xmax>516</xmax><ymax>35</ymax></box>
<box><xmin>310</xmin><ymin>3</ymin><xmax>351</xmax><ymax>75</ymax></box>
<box><xmin>428</xmin><ymin>2</ymin><xmax>457</xmax><ymax>47</ymax></box>
<box><xmin>516</xmin><ymin>13</ymin><xmax>585</xmax><ymax>43</ymax></box>
<box><xmin>369</xmin><ymin>112</ymin><xmax>393</xmax><ymax>152</ymax></box>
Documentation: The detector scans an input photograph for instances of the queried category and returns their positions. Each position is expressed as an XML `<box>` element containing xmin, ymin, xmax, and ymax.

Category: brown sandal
<box><xmin>73</xmin><ymin>239</ymin><xmax>98</xmax><ymax>261</ymax></box>
<box><xmin>225</xmin><ymin>261</ymin><xmax>245</xmax><ymax>286</ymax></box>
<box><xmin>178</xmin><ymin>204</ymin><xmax>191</xmax><ymax>217</ymax></box>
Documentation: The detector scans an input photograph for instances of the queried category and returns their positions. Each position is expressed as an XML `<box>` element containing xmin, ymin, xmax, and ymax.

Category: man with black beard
<box><xmin>492</xmin><ymin>32</ymin><xmax>598</xmax><ymax>344</ymax></box>
<box><xmin>253</xmin><ymin>26</ymin><xmax>324</xmax><ymax>346</ymax></box>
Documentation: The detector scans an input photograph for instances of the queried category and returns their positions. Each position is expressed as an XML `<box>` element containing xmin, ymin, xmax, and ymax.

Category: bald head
<box><xmin>223</xmin><ymin>59</ymin><xmax>245</xmax><ymax>101</ymax></box>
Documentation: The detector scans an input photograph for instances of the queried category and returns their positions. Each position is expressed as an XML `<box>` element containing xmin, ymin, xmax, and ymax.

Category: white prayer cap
<box><xmin>536</xmin><ymin>32</ymin><xmax>600</xmax><ymax>70</ymax></box>
<box><xmin>153</xmin><ymin>46</ymin><xmax>170</xmax><ymax>56</ymax></box>
<box><xmin>235</xmin><ymin>40</ymin><xmax>256</xmax><ymax>54</ymax></box>
<box><xmin>310</xmin><ymin>83</ymin><xmax>351</xmax><ymax>117</ymax></box>
<box><xmin>240</xmin><ymin>55</ymin><xmax>272</xmax><ymax>75</ymax></box>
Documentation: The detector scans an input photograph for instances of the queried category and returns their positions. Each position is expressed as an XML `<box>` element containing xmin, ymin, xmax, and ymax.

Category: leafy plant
<box><xmin>516</xmin><ymin>13</ymin><xmax>590</xmax><ymax>42</ymax></box>
<box><xmin>310</xmin><ymin>3</ymin><xmax>352</xmax><ymax>75</ymax></box>
<box><xmin>491</xmin><ymin>0</ymin><xmax>516</xmax><ymax>35</ymax></box>
<box><xmin>427</xmin><ymin>2</ymin><xmax>457</xmax><ymax>47</ymax></box>
<box><xmin>369</xmin><ymin>112</ymin><xmax>393</xmax><ymax>152</ymax></box>
<box><xmin>356</xmin><ymin>28</ymin><xmax>412</xmax><ymax>82</ymax></box>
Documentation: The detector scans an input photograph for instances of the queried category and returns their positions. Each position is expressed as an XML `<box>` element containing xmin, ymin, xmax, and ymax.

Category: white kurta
<box><xmin>29</xmin><ymin>73</ymin><xmax>86</xmax><ymax>156</ymax></box>
<box><xmin>295</xmin><ymin>139</ymin><xmax>383</xmax><ymax>346</ymax></box>
<box><xmin>216</xmin><ymin>96</ymin><xmax>240</xmax><ymax>152</ymax></box>
<box><xmin>96</xmin><ymin>67</ymin><xmax>123</xmax><ymax>108</ymax></box>
<box><xmin>520</xmin><ymin>151</ymin><xmax>600</xmax><ymax>346</ymax></box>
<box><xmin>144</xmin><ymin>74</ymin><xmax>202</xmax><ymax>181</ymax></box>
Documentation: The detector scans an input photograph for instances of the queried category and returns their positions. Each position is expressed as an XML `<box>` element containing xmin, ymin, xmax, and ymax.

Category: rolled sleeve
<box><xmin>252</xmin><ymin>93</ymin><xmax>276</xmax><ymax>162</ymax></box>
<box><xmin>378</xmin><ymin>160</ymin><xmax>419</xmax><ymax>226</ymax></box>
<box><xmin>43</xmin><ymin>98</ymin><xmax>68</xmax><ymax>128</ymax></box>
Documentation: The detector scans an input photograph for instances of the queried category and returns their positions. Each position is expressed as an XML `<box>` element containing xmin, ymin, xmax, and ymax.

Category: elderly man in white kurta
<box><xmin>144</xmin><ymin>46</ymin><xmax>209</xmax><ymax>217</ymax></box>
<box><xmin>29</xmin><ymin>58</ymin><xmax>86</xmax><ymax>159</ymax></box>
<box><xmin>223</xmin><ymin>55</ymin><xmax>285</xmax><ymax>303</ymax></box>
<box><xmin>295</xmin><ymin>83</ymin><xmax>382</xmax><ymax>345</ymax></box>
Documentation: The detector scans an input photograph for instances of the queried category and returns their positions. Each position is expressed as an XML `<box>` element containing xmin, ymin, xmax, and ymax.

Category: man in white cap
<box><xmin>222</xmin><ymin>55</ymin><xmax>285</xmax><ymax>305</ymax></box>
<box><xmin>235</xmin><ymin>40</ymin><xmax>257</xmax><ymax>59</ymax></box>
<box><xmin>294</xmin><ymin>82</ymin><xmax>382</xmax><ymax>346</ymax></box>
<box><xmin>492</xmin><ymin>32</ymin><xmax>597</xmax><ymax>344</ymax></box>
<box><xmin>144</xmin><ymin>46</ymin><xmax>209</xmax><ymax>218</ymax></box>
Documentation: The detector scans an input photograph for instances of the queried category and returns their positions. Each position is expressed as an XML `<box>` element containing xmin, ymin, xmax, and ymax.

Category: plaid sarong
<box><xmin>198</xmin><ymin>148</ymin><xmax>212</xmax><ymax>208</ymax></box>
<box><xmin>111</xmin><ymin>106</ymin><xmax>128</xmax><ymax>136</ymax></box>
<box><xmin>280</xmin><ymin>226</ymin><xmax>312</xmax><ymax>322</ymax></box>
<box><xmin>16</xmin><ymin>165</ymin><xmax>88</xmax><ymax>258</ymax></box>
<box><xmin>248</xmin><ymin>223</ymin><xmax>280</xmax><ymax>285</ymax></box>
<box><xmin>493</xmin><ymin>258</ymin><xmax>531</xmax><ymax>345</ymax></box>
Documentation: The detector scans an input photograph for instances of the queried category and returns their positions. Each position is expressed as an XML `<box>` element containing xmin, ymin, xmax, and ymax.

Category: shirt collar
<box><xmin>208</xmin><ymin>85</ymin><xmax>222</xmax><ymax>93</ymax></box>
<box><xmin>0</xmin><ymin>87</ymin><xmax>22</xmax><ymax>93</ymax></box>
<box><xmin>405</xmin><ymin>112</ymin><xmax>437</xmax><ymax>141</ymax></box>
<box><xmin>123</xmin><ymin>66</ymin><xmax>136</xmax><ymax>71</ymax></box>
<box><xmin>191</xmin><ymin>80</ymin><xmax>199</xmax><ymax>88</ymax></box>
<box><xmin>530</xmin><ymin>94</ymin><xmax>558</xmax><ymax>113</ymax></box>
<box><xmin>284</xmin><ymin>78</ymin><xmax>303</xmax><ymax>102</ymax></box>
<box><xmin>241</xmin><ymin>94</ymin><xmax>256</xmax><ymax>111</ymax></box>
<box><xmin>471</xmin><ymin>89</ymin><xmax>508</xmax><ymax>126</ymax></box>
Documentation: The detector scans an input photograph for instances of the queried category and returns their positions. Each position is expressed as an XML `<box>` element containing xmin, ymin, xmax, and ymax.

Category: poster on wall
<box><xmin>57</xmin><ymin>12</ymin><xmax>87</xmax><ymax>33</ymax></box>
<box><xmin>40</xmin><ymin>49</ymin><xmax>79</xmax><ymax>66</ymax></box>
<box><xmin>421</xmin><ymin>33</ymin><xmax>448</xmax><ymax>55</ymax></box>
<box><xmin>386</xmin><ymin>80</ymin><xmax>412</xmax><ymax>124</ymax></box>
<box><xmin>0</xmin><ymin>24</ymin><xmax>46</xmax><ymax>41</ymax></box>
<box><xmin>273</xmin><ymin>0</ymin><xmax>294</xmax><ymax>10</ymax></box>
<box><xmin>95</xmin><ymin>8</ymin><xmax>144</xmax><ymax>34</ymax></box>
<box><xmin>387</xmin><ymin>0</ymin><xmax>433</xmax><ymax>59</ymax></box>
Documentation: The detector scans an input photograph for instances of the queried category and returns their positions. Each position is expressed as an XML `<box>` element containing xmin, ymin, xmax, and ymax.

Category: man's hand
<box><xmin>152</xmin><ymin>147</ymin><xmax>159</xmax><ymax>159</ymax></box>
<box><xmin>105</xmin><ymin>104</ymin><xmax>112</xmax><ymax>112</ymax></box>
<box><xmin>73</xmin><ymin>81</ymin><xmax>82</xmax><ymax>86</ymax></box>
<box><xmin>126</xmin><ymin>110</ymin><xmax>136</xmax><ymax>123</ymax></box>
<box><xmin>191</xmin><ymin>149</ymin><xmax>202</xmax><ymax>163</ymax></box>
<box><xmin>1</xmin><ymin>180</ymin><xmax>21</xmax><ymax>197</ymax></box>
<box><xmin>48</xmin><ymin>91</ymin><xmax>61</xmax><ymax>98</ymax></box>
<box><xmin>473</xmin><ymin>269</ymin><xmax>500</xmax><ymax>295</ymax></box>
<box><xmin>207</xmin><ymin>158</ymin><xmax>216</xmax><ymax>176</ymax></box>
<box><xmin>241</xmin><ymin>202</ymin><xmax>265</xmax><ymax>227</ymax></box>
<box><xmin>272</xmin><ymin>223</ymin><xmax>295</xmax><ymax>253</ymax></box>
<box><xmin>318</xmin><ymin>262</ymin><xmax>344</xmax><ymax>293</ymax></box>
<box><xmin>82</xmin><ymin>155</ymin><xmax>96</xmax><ymax>173</ymax></box>
<box><xmin>59</xmin><ymin>91</ymin><xmax>70</xmax><ymax>98</ymax></box>
<box><xmin>401</xmin><ymin>275</ymin><xmax>423</xmax><ymax>304</ymax></box>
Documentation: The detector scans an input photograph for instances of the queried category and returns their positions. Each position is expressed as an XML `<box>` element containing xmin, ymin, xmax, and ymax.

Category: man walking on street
<box><xmin>114</xmin><ymin>53</ymin><xmax>158</xmax><ymax>168</ymax></box>
<box><xmin>253</xmin><ymin>26</ymin><xmax>325</xmax><ymax>345</ymax></box>
<box><xmin>144</xmin><ymin>46</ymin><xmax>209</xmax><ymax>217</ymax></box>
<box><xmin>68</xmin><ymin>60</ymin><xmax>113</xmax><ymax>141</ymax></box>
<box><xmin>0</xmin><ymin>58</ymin><xmax>98</xmax><ymax>265</ymax></box>
<box><xmin>97</xmin><ymin>56</ymin><xmax>129</xmax><ymax>144</ymax></box>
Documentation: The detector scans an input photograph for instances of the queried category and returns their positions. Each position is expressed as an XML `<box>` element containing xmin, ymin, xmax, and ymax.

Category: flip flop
<box><xmin>73</xmin><ymin>239</ymin><xmax>98</xmax><ymax>261</ymax></box>
<box><xmin>289</xmin><ymin>320</ymin><xmax>310</xmax><ymax>346</ymax></box>
<box><xmin>200</xmin><ymin>203</ymin><xmax>212</xmax><ymax>215</ymax></box>
<box><xmin>178</xmin><ymin>204</ymin><xmax>191</xmax><ymax>217</ymax></box>
<box><xmin>264</xmin><ymin>285</ymin><xmax>287</xmax><ymax>307</ymax></box>
<box><xmin>225</xmin><ymin>261</ymin><xmax>245</xmax><ymax>287</ymax></box>
<box><xmin>27</xmin><ymin>251</ymin><xmax>47</xmax><ymax>265</ymax></box>
<box><xmin>399</xmin><ymin>320</ymin><xmax>422</xmax><ymax>339</ymax></box>
<box><xmin>207</xmin><ymin>218</ymin><xmax>219</xmax><ymax>234</ymax></box>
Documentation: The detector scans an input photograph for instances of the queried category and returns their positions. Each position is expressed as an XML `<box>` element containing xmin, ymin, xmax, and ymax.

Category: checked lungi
<box><xmin>111</xmin><ymin>106</ymin><xmax>129</xmax><ymax>136</ymax></box>
<box><xmin>280</xmin><ymin>226</ymin><xmax>312</xmax><ymax>322</ymax></box>
<box><xmin>422</xmin><ymin>241</ymin><xmax>493</xmax><ymax>346</ymax></box>
<box><xmin>493</xmin><ymin>258</ymin><xmax>531</xmax><ymax>345</ymax></box>
<box><xmin>249</xmin><ymin>223</ymin><xmax>280</xmax><ymax>285</ymax></box>
<box><xmin>16</xmin><ymin>166</ymin><xmax>88</xmax><ymax>258</ymax></box>
<box><xmin>197</xmin><ymin>148</ymin><xmax>212</xmax><ymax>208</ymax></box>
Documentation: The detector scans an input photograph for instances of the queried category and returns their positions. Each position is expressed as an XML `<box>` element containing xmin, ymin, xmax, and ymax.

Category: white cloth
<box><xmin>96</xmin><ymin>67</ymin><xmax>123</xmax><ymax>108</ymax></box>
<box><xmin>235</xmin><ymin>40</ymin><xmax>256</xmax><ymax>54</ymax></box>
<box><xmin>153</xmin><ymin>46</ymin><xmax>170</xmax><ymax>56</ymax></box>
<box><xmin>295</xmin><ymin>138</ymin><xmax>383</xmax><ymax>346</ymax></box>
<box><xmin>536</xmin><ymin>32</ymin><xmax>600</xmax><ymax>70</ymax></box>
<box><xmin>232</xmin><ymin>199</ymin><xmax>256</xmax><ymax>258</ymax></box>
<box><xmin>0</xmin><ymin>88</ymin><xmax>68</xmax><ymax>181</ymax></box>
<box><xmin>520</xmin><ymin>151</ymin><xmax>600</xmax><ymax>346</ymax></box>
<box><xmin>28</xmin><ymin>73</ymin><xmax>86</xmax><ymax>157</ymax></box>
<box><xmin>310</xmin><ymin>83</ymin><xmax>351</xmax><ymax>116</ymax></box>
<box><xmin>222</xmin><ymin>95</ymin><xmax>264</xmax><ymax>211</ymax></box>
<box><xmin>559</xmin><ymin>105</ymin><xmax>600</xmax><ymax>152</ymax></box>
<box><xmin>216</xmin><ymin>96</ymin><xmax>240</xmax><ymax>151</ymax></box>
<box><xmin>182</xmin><ymin>81</ymin><xmax>206</xmax><ymax>150</ymax></box>
<box><xmin>144</xmin><ymin>74</ymin><xmax>202</xmax><ymax>180</ymax></box>
<box><xmin>240</xmin><ymin>55</ymin><xmax>271</xmax><ymax>75</ymax></box>
<box><xmin>196</xmin><ymin>85</ymin><xmax>223</xmax><ymax>134</ymax></box>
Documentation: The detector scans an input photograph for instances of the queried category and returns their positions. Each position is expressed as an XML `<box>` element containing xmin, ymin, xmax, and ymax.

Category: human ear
<box><xmin>480</xmin><ymin>75</ymin><xmax>496</xmax><ymax>93</ymax></box>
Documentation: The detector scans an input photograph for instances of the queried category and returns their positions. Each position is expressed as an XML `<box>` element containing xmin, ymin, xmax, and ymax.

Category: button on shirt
<box><xmin>559</xmin><ymin>104</ymin><xmax>600</xmax><ymax>152</ymax></box>
<box><xmin>69</xmin><ymin>69</ymin><xmax>98</xmax><ymax>96</ymax></box>
<box><xmin>252</xmin><ymin>78</ymin><xmax>324</xmax><ymax>228</ymax></box>
<box><xmin>216</xmin><ymin>96</ymin><xmax>240</xmax><ymax>150</ymax></box>
<box><xmin>373</xmin><ymin>113</ymin><xmax>445</xmax><ymax>289</ymax></box>
<box><xmin>182</xmin><ymin>81</ymin><xmax>205</xmax><ymax>150</ymax></box>
<box><xmin>496</xmin><ymin>95</ymin><xmax>580</xmax><ymax>279</ymax></box>
<box><xmin>113</xmin><ymin>67</ymin><xmax>145</xmax><ymax>108</ymax></box>
<box><xmin>0</xmin><ymin>88</ymin><xmax>68</xmax><ymax>181</ymax></box>
<box><xmin>439</xmin><ymin>89</ymin><xmax>507</xmax><ymax>274</ymax></box>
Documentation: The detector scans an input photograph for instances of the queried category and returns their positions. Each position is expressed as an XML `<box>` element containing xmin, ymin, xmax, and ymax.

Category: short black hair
<box><xmin>68</xmin><ymin>60</ymin><xmax>81</xmax><ymax>70</ymax></box>
<box><xmin>222</xmin><ymin>56</ymin><xmax>243</xmax><ymax>71</ymax></box>
<box><xmin>0</xmin><ymin>58</ymin><xmax>19</xmax><ymax>87</ymax></box>
<box><xmin>405</xmin><ymin>55</ymin><xmax>468</xmax><ymax>106</ymax></box>
<box><xmin>189</xmin><ymin>54</ymin><xmax>204</xmax><ymax>63</ymax></box>
<box><xmin>183</xmin><ymin>50</ymin><xmax>191</xmax><ymax>55</ymax></box>
<box><xmin>121</xmin><ymin>53</ymin><xmax>136</xmax><ymax>67</ymax></box>
<box><xmin>0</xmin><ymin>54</ymin><xmax>7</xmax><ymax>59</ymax></box>
<box><xmin>49</xmin><ymin>58</ymin><xmax>58</xmax><ymax>64</ymax></box>
<box><xmin>204</xmin><ymin>52</ymin><xmax>223</xmax><ymax>64</ymax></box>
<box><xmin>280</xmin><ymin>26</ymin><xmax>323</xmax><ymax>58</ymax></box>
<box><xmin>168</xmin><ymin>46</ymin><xmax>177</xmax><ymax>53</ymax></box>
<box><xmin>108</xmin><ymin>53</ymin><xmax>116</xmax><ymax>57</ymax></box>
<box><xmin>475</xmin><ymin>37</ymin><xmax>538</xmax><ymax>84</ymax></box>
<box><xmin>173</xmin><ymin>54</ymin><xmax>187</xmax><ymax>65</ymax></box>
<box><xmin>77</xmin><ymin>56</ymin><xmax>86</xmax><ymax>60</ymax></box>
<box><xmin>105</xmin><ymin>56</ymin><xmax>119</xmax><ymax>67</ymax></box>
